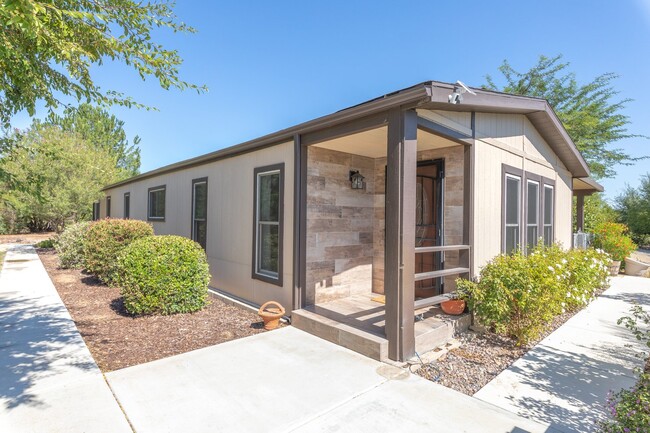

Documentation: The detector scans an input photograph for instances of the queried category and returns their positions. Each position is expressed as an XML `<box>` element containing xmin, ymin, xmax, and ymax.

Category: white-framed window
<box><xmin>253</xmin><ymin>164</ymin><xmax>283</xmax><ymax>285</ymax></box>
<box><xmin>148</xmin><ymin>186</ymin><xmax>166</xmax><ymax>221</ymax></box>
<box><xmin>504</xmin><ymin>173</ymin><xmax>521</xmax><ymax>254</ymax></box>
<box><xmin>543</xmin><ymin>184</ymin><xmax>554</xmax><ymax>245</ymax></box>
<box><xmin>526</xmin><ymin>180</ymin><xmax>539</xmax><ymax>252</ymax></box>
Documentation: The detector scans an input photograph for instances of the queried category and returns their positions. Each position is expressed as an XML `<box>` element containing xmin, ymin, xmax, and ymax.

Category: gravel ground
<box><xmin>38</xmin><ymin>249</ymin><xmax>274</xmax><ymax>372</ymax></box>
<box><xmin>416</xmin><ymin>307</ymin><xmax>587</xmax><ymax>396</ymax></box>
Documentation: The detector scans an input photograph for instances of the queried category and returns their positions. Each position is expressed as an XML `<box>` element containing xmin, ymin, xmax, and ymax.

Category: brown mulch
<box><xmin>0</xmin><ymin>232</ymin><xmax>55</xmax><ymax>245</ymax></box>
<box><xmin>416</xmin><ymin>300</ymin><xmax>597</xmax><ymax>396</ymax></box>
<box><xmin>38</xmin><ymin>249</ymin><xmax>272</xmax><ymax>372</ymax></box>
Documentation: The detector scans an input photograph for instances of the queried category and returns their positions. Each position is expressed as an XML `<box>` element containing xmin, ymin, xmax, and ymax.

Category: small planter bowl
<box><xmin>625</xmin><ymin>257</ymin><xmax>650</xmax><ymax>277</ymax></box>
<box><xmin>440</xmin><ymin>299</ymin><xmax>466</xmax><ymax>315</ymax></box>
<box><xmin>258</xmin><ymin>301</ymin><xmax>285</xmax><ymax>330</ymax></box>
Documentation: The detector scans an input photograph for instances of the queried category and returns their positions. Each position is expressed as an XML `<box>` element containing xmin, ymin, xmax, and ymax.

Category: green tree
<box><xmin>573</xmin><ymin>193</ymin><xmax>617</xmax><ymax>233</ymax></box>
<box><xmin>0</xmin><ymin>0</ymin><xmax>206</xmax><ymax>128</ymax></box>
<box><xmin>484</xmin><ymin>55</ymin><xmax>645</xmax><ymax>178</ymax></box>
<box><xmin>2</xmin><ymin>125</ymin><xmax>120</xmax><ymax>231</ymax></box>
<box><xmin>616</xmin><ymin>174</ymin><xmax>650</xmax><ymax>245</ymax></box>
<box><xmin>47</xmin><ymin>104</ymin><xmax>141</xmax><ymax>177</ymax></box>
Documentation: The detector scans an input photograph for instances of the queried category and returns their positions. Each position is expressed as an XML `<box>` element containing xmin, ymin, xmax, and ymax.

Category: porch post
<box><xmin>293</xmin><ymin>134</ymin><xmax>308</xmax><ymax>310</ymax></box>
<box><xmin>576</xmin><ymin>192</ymin><xmax>586</xmax><ymax>232</ymax></box>
<box><xmin>461</xmin><ymin>113</ymin><xmax>476</xmax><ymax>278</ymax></box>
<box><xmin>385</xmin><ymin>108</ymin><xmax>417</xmax><ymax>362</ymax></box>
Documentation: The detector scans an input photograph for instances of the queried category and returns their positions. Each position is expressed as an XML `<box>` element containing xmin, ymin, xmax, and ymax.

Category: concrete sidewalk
<box><xmin>475</xmin><ymin>276</ymin><xmax>650</xmax><ymax>433</ymax></box>
<box><xmin>106</xmin><ymin>326</ymin><xmax>554</xmax><ymax>433</ymax></box>
<box><xmin>0</xmin><ymin>245</ymin><xmax>132</xmax><ymax>433</ymax></box>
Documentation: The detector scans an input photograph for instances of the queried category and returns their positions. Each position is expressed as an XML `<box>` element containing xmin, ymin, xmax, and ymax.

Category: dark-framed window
<box><xmin>124</xmin><ymin>192</ymin><xmax>130</xmax><ymax>219</ymax></box>
<box><xmin>525</xmin><ymin>179</ymin><xmax>539</xmax><ymax>251</ymax></box>
<box><xmin>252</xmin><ymin>163</ymin><xmax>284</xmax><ymax>285</ymax></box>
<box><xmin>191</xmin><ymin>178</ymin><xmax>208</xmax><ymax>249</ymax></box>
<box><xmin>543</xmin><ymin>183</ymin><xmax>554</xmax><ymax>245</ymax></box>
<box><xmin>148</xmin><ymin>185</ymin><xmax>166</xmax><ymax>221</ymax></box>
<box><xmin>92</xmin><ymin>202</ymin><xmax>100</xmax><ymax>221</ymax></box>
<box><xmin>503</xmin><ymin>168</ymin><xmax>522</xmax><ymax>254</ymax></box>
<box><xmin>106</xmin><ymin>196</ymin><xmax>111</xmax><ymax>218</ymax></box>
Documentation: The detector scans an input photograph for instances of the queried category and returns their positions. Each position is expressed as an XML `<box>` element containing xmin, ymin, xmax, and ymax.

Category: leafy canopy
<box><xmin>0</xmin><ymin>0</ymin><xmax>207</xmax><ymax>127</ymax></box>
<box><xmin>616</xmin><ymin>173</ymin><xmax>650</xmax><ymax>242</ymax></box>
<box><xmin>47</xmin><ymin>103</ymin><xmax>141</xmax><ymax>177</ymax></box>
<box><xmin>484</xmin><ymin>55</ymin><xmax>645</xmax><ymax>178</ymax></box>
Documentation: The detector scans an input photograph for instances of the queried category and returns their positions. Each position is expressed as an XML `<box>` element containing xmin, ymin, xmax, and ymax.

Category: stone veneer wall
<box><xmin>306</xmin><ymin>147</ymin><xmax>375</xmax><ymax>304</ymax></box>
<box><xmin>372</xmin><ymin>145</ymin><xmax>465</xmax><ymax>294</ymax></box>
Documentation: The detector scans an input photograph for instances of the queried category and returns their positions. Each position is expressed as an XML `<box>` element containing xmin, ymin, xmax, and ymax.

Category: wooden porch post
<box><xmin>385</xmin><ymin>108</ymin><xmax>417</xmax><ymax>362</ymax></box>
<box><xmin>576</xmin><ymin>192</ymin><xmax>586</xmax><ymax>232</ymax></box>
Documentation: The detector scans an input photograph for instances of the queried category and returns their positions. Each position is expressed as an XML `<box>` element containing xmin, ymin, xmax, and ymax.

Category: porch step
<box><xmin>291</xmin><ymin>304</ymin><xmax>471</xmax><ymax>362</ymax></box>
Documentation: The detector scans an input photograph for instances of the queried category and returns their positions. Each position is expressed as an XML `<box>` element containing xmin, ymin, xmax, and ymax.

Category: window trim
<box><xmin>542</xmin><ymin>178</ymin><xmax>555</xmax><ymax>245</ymax></box>
<box><xmin>502</xmin><ymin>165</ymin><xmax>523</xmax><ymax>254</ymax></box>
<box><xmin>147</xmin><ymin>185</ymin><xmax>166</xmax><ymax>221</ymax></box>
<box><xmin>252</xmin><ymin>163</ymin><xmax>284</xmax><ymax>286</ymax></box>
<box><xmin>123</xmin><ymin>192</ymin><xmax>130</xmax><ymax>219</ymax></box>
<box><xmin>191</xmin><ymin>177</ymin><xmax>208</xmax><ymax>249</ymax></box>
<box><xmin>106</xmin><ymin>196</ymin><xmax>111</xmax><ymax>218</ymax></box>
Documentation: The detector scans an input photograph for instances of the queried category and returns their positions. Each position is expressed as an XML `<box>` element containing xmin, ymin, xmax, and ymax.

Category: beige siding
<box><xmin>102</xmin><ymin>141</ymin><xmax>295</xmax><ymax>309</ymax></box>
<box><xmin>471</xmin><ymin>113</ymin><xmax>574</xmax><ymax>275</ymax></box>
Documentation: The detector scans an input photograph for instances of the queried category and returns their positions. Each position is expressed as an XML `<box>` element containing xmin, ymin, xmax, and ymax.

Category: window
<box><xmin>526</xmin><ymin>180</ymin><xmax>539</xmax><ymax>252</ymax></box>
<box><xmin>504</xmin><ymin>174</ymin><xmax>521</xmax><ymax>254</ymax></box>
<box><xmin>124</xmin><ymin>193</ymin><xmax>130</xmax><ymax>219</ymax></box>
<box><xmin>192</xmin><ymin>178</ymin><xmax>207</xmax><ymax>249</ymax></box>
<box><xmin>148</xmin><ymin>186</ymin><xmax>166</xmax><ymax>221</ymax></box>
<box><xmin>543</xmin><ymin>185</ymin><xmax>554</xmax><ymax>245</ymax></box>
<box><xmin>92</xmin><ymin>202</ymin><xmax>100</xmax><ymax>221</ymax></box>
<box><xmin>106</xmin><ymin>196</ymin><xmax>111</xmax><ymax>218</ymax></box>
<box><xmin>253</xmin><ymin>164</ymin><xmax>284</xmax><ymax>285</ymax></box>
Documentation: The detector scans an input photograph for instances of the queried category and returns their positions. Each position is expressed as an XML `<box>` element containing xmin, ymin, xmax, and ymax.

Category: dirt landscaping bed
<box><xmin>38</xmin><ymin>249</ymin><xmax>271</xmax><ymax>372</ymax></box>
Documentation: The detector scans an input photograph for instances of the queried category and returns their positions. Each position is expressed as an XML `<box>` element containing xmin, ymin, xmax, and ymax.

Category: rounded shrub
<box><xmin>117</xmin><ymin>235</ymin><xmax>210</xmax><ymax>315</ymax></box>
<box><xmin>55</xmin><ymin>221</ymin><xmax>92</xmax><ymax>269</ymax></box>
<box><xmin>84</xmin><ymin>219</ymin><xmax>154</xmax><ymax>284</ymax></box>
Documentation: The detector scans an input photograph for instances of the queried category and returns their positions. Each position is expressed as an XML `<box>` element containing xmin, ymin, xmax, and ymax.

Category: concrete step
<box><xmin>291</xmin><ymin>306</ymin><xmax>471</xmax><ymax>362</ymax></box>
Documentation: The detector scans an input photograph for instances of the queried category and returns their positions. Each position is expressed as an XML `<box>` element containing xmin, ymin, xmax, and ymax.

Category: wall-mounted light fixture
<box><xmin>349</xmin><ymin>170</ymin><xmax>365</xmax><ymax>190</ymax></box>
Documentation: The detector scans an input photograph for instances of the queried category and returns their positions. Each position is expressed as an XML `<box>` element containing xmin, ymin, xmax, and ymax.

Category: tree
<box><xmin>47</xmin><ymin>104</ymin><xmax>141</xmax><ymax>177</ymax></box>
<box><xmin>616</xmin><ymin>174</ymin><xmax>650</xmax><ymax>245</ymax></box>
<box><xmin>0</xmin><ymin>0</ymin><xmax>207</xmax><ymax>128</ymax></box>
<box><xmin>573</xmin><ymin>193</ymin><xmax>617</xmax><ymax>233</ymax></box>
<box><xmin>2</xmin><ymin>125</ymin><xmax>121</xmax><ymax>232</ymax></box>
<box><xmin>484</xmin><ymin>55</ymin><xmax>645</xmax><ymax>178</ymax></box>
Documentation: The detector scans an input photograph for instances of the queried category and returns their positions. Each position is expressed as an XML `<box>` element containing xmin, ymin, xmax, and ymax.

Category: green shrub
<box><xmin>55</xmin><ymin>221</ymin><xmax>91</xmax><ymax>268</ymax></box>
<box><xmin>84</xmin><ymin>219</ymin><xmax>153</xmax><ymax>284</ymax></box>
<box><xmin>593</xmin><ymin>222</ymin><xmax>637</xmax><ymax>262</ymax></box>
<box><xmin>117</xmin><ymin>235</ymin><xmax>210</xmax><ymax>315</ymax></box>
<box><xmin>565</xmin><ymin>248</ymin><xmax>610</xmax><ymax>311</ymax></box>
<box><xmin>36</xmin><ymin>238</ymin><xmax>55</xmax><ymax>248</ymax></box>
<box><xmin>461</xmin><ymin>244</ymin><xmax>611</xmax><ymax>345</ymax></box>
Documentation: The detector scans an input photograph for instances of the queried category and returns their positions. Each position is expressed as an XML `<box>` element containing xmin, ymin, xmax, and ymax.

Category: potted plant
<box><xmin>440</xmin><ymin>285</ymin><xmax>469</xmax><ymax>316</ymax></box>
<box><xmin>592</xmin><ymin>222</ymin><xmax>637</xmax><ymax>276</ymax></box>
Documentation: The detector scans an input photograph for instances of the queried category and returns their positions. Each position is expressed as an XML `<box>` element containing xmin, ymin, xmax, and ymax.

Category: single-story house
<box><xmin>99</xmin><ymin>81</ymin><xmax>603</xmax><ymax>362</ymax></box>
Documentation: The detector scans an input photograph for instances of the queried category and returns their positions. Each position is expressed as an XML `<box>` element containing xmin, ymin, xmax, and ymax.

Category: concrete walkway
<box><xmin>0</xmin><ymin>245</ymin><xmax>132</xmax><ymax>433</ymax></box>
<box><xmin>106</xmin><ymin>326</ymin><xmax>552</xmax><ymax>433</ymax></box>
<box><xmin>475</xmin><ymin>275</ymin><xmax>650</xmax><ymax>433</ymax></box>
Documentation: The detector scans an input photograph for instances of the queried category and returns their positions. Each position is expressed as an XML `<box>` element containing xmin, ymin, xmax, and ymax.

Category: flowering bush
<box><xmin>460</xmin><ymin>244</ymin><xmax>610</xmax><ymax>345</ymax></box>
<box><xmin>593</xmin><ymin>222</ymin><xmax>637</xmax><ymax>263</ymax></box>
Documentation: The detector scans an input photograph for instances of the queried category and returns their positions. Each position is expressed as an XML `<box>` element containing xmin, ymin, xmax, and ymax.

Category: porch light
<box><xmin>349</xmin><ymin>170</ymin><xmax>365</xmax><ymax>190</ymax></box>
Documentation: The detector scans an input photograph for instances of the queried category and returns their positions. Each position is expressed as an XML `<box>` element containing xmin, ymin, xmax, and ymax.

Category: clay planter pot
<box><xmin>624</xmin><ymin>257</ymin><xmax>650</xmax><ymax>276</ymax></box>
<box><xmin>608</xmin><ymin>260</ymin><xmax>621</xmax><ymax>276</ymax></box>
<box><xmin>440</xmin><ymin>299</ymin><xmax>466</xmax><ymax>315</ymax></box>
<box><xmin>258</xmin><ymin>301</ymin><xmax>285</xmax><ymax>330</ymax></box>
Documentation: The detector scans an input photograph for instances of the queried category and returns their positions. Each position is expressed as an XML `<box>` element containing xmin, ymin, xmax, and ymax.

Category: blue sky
<box><xmin>14</xmin><ymin>0</ymin><xmax>650</xmax><ymax>200</ymax></box>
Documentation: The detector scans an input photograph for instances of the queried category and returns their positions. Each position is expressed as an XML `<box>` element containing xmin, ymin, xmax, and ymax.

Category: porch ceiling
<box><xmin>312</xmin><ymin>126</ymin><xmax>460</xmax><ymax>158</ymax></box>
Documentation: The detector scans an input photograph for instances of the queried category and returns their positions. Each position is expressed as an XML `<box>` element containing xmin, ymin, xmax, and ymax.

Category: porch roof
<box><xmin>103</xmin><ymin>81</ymin><xmax>592</xmax><ymax>190</ymax></box>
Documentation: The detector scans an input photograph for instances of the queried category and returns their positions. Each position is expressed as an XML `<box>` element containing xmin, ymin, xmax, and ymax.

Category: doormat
<box><xmin>371</xmin><ymin>295</ymin><xmax>385</xmax><ymax>304</ymax></box>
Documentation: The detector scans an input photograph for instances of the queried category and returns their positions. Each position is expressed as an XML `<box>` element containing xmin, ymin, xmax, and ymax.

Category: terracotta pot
<box><xmin>608</xmin><ymin>260</ymin><xmax>621</xmax><ymax>276</ymax></box>
<box><xmin>258</xmin><ymin>301</ymin><xmax>285</xmax><ymax>330</ymax></box>
<box><xmin>440</xmin><ymin>299</ymin><xmax>466</xmax><ymax>315</ymax></box>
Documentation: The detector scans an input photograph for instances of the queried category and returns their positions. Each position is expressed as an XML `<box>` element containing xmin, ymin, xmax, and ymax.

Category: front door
<box><xmin>415</xmin><ymin>159</ymin><xmax>444</xmax><ymax>297</ymax></box>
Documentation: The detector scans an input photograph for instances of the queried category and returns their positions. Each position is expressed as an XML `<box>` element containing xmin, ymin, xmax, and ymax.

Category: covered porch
<box><xmin>292</xmin><ymin>107</ymin><xmax>474</xmax><ymax>362</ymax></box>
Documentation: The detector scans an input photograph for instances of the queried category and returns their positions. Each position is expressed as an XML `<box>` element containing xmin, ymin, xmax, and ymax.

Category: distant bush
<box><xmin>84</xmin><ymin>219</ymin><xmax>153</xmax><ymax>284</ymax></box>
<box><xmin>36</xmin><ymin>238</ymin><xmax>55</xmax><ymax>249</ymax></box>
<box><xmin>459</xmin><ymin>244</ymin><xmax>610</xmax><ymax>345</ymax></box>
<box><xmin>55</xmin><ymin>221</ymin><xmax>91</xmax><ymax>268</ymax></box>
<box><xmin>117</xmin><ymin>235</ymin><xmax>210</xmax><ymax>315</ymax></box>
